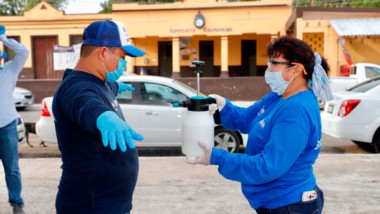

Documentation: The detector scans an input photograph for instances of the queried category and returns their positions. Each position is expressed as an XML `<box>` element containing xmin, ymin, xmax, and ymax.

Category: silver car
<box><xmin>14</xmin><ymin>87</ymin><xmax>34</xmax><ymax>110</ymax></box>
<box><xmin>17</xmin><ymin>117</ymin><xmax>26</xmax><ymax>144</ymax></box>
<box><xmin>36</xmin><ymin>75</ymin><xmax>246</xmax><ymax>153</ymax></box>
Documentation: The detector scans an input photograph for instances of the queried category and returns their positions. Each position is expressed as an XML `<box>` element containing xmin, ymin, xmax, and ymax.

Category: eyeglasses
<box><xmin>107</xmin><ymin>48</ymin><xmax>126</xmax><ymax>60</ymax></box>
<box><xmin>267</xmin><ymin>60</ymin><xmax>292</xmax><ymax>68</ymax></box>
<box><xmin>267</xmin><ymin>60</ymin><xmax>308</xmax><ymax>75</ymax></box>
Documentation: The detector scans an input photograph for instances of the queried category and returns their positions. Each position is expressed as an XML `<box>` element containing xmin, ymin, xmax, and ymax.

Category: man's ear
<box><xmin>97</xmin><ymin>47</ymin><xmax>107</xmax><ymax>61</ymax></box>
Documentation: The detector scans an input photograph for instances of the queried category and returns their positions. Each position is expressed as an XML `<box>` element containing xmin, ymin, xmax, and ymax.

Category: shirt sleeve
<box><xmin>210</xmin><ymin>120</ymin><xmax>309</xmax><ymax>185</ymax></box>
<box><xmin>219</xmin><ymin>97</ymin><xmax>264</xmax><ymax>134</ymax></box>
<box><xmin>0</xmin><ymin>35</ymin><xmax>29</xmax><ymax>75</ymax></box>
<box><xmin>56</xmin><ymin>82</ymin><xmax>111</xmax><ymax>134</ymax></box>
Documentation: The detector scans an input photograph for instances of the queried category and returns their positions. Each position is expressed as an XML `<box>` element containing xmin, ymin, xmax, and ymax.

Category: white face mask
<box><xmin>264</xmin><ymin>66</ymin><xmax>295</xmax><ymax>96</ymax></box>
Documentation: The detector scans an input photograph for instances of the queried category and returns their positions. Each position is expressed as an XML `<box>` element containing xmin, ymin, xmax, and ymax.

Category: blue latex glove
<box><xmin>1</xmin><ymin>51</ymin><xmax>7</xmax><ymax>60</ymax></box>
<box><xmin>0</xmin><ymin>25</ymin><xmax>5</xmax><ymax>35</ymax></box>
<box><xmin>117</xmin><ymin>82</ymin><xmax>135</xmax><ymax>94</ymax></box>
<box><xmin>96</xmin><ymin>111</ymin><xmax>143</xmax><ymax>152</ymax></box>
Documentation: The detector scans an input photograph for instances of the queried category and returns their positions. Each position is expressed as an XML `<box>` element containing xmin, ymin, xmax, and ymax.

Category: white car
<box><xmin>17</xmin><ymin>116</ymin><xmax>26</xmax><ymax>144</ymax></box>
<box><xmin>321</xmin><ymin>77</ymin><xmax>380</xmax><ymax>152</ymax></box>
<box><xmin>14</xmin><ymin>87</ymin><xmax>34</xmax><ymax>110</ymax></box>
<box><xmin>36</xmin><ymin>75</ymin><xmax>247</xmax><ymax>153</ymax></box>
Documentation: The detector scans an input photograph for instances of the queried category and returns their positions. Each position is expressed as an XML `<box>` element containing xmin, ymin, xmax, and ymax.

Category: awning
<box><xmin>330</xmin><ymin>18</ymin><xmax>380</xmax><ymax>37</ymax></box>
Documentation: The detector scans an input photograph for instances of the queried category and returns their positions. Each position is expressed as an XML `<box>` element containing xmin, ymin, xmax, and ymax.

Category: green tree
<box><xmin>99</xmin><ymin>0</ymin><xmax>181</xmax><ymax>13</ymax></box>
<box><xmin>0</xmin><ymin>0</ymin><xmax>68</xmax><ymax>15</ymax></box>
<box><xmin>293</xmin><ymin>0</ymin><xmax>380</xmax><ymax>8</ymax></box>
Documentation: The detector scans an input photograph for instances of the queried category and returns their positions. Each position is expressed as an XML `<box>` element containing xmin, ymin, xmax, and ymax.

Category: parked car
<box><xmin>17</xmin><ymin>117</ymin><xmax>26</xmax><ymax>144</ymax></box>
<box><xmin>329</xmin><ymin>63</ymin><xmax>380</xmax><ymax>92</ymax></box>
<box><xmin>36</xmin><ymin>75</ymin><xmax>247</xmax><ymax>153</ymax></box>
<box><xmin>321</xmin><ymin>76</ymin><xmax>380</xmax><ymax>152</ymax></box>
<box><xmin>318</xmin><ymin>63</ymin><xmax>380</xmax><ymax>109</ymax></box>
<box><xmin>14</xmin><ymin>87</ymin><xmax>34</xmax><ymax>110</ymax></box>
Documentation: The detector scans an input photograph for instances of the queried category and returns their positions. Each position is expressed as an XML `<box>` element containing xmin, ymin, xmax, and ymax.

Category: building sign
<box><xmin>203</xmin><ymin>27</ymin><xmax>232</xmax><ymax>33</ymax></box>
<box><xmin>53</xmin><ymin>44</ymin><xmax>81</xmax><ymax>70</ymax></box>
<box><xmin>170</xmin><ymin>27</ymin><xmax>232</xmax><ymax>34</ymax></box>
<box><xmin>170</xmin><ymin>28</ymin><xmax>196</xmax><ymax>33</ymax></box>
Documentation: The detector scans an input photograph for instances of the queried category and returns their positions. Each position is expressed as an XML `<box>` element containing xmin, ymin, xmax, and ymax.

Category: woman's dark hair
<box><xmin>320</xmin><ymin>56</ymin><xmax>330</xmax><ymax>76</ymax></box>
<box><xmin>267</xmin><ymin>36</ymin><xmax>329</xmax><ymax>80</ymax></box>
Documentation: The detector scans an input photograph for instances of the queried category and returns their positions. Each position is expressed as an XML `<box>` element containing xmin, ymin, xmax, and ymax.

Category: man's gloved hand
<box><xmin>0</xmin><ymin>25</ymin><xmax>5</xmax><ymax>36</ymax></box>
<box><xmin>117</xmin><ymin>82</ymin><xmax>135</xmax><ymax>94</ymax></box>
<box><xmin>186</xmin><ymin>141</ymin><xmax>212</xmax><ymax>166</ymax></box>
<box><xmin>208</xmin><ymin>94</ymin><xmax>226</xmax><ymax>115</ymax></box>
<box><xmin>96</xmin><ymin>111</ymin><xmax>143</xmax><ymax>152</ymax></box>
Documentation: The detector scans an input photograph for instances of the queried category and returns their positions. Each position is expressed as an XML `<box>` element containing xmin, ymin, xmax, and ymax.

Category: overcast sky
<box><xmin>64</xmin><ymin>0</ymin><xmax>104</xmax><ymax>14</ymax></box>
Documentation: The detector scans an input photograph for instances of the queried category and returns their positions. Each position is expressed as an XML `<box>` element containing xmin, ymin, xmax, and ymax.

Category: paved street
<box><xmin>1</xmin><ymin>155</ymin><xmax>380</xmax><ymax>214</ymax></box>
<box><xmin>0</xmin><ymin>103</ymin><xmax>376</xmax><ymax>214</ymax></box>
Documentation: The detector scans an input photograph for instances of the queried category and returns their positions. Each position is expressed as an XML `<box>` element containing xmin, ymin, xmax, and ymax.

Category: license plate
<box><xmin>327</xmin><ymin>104</ymin><xmax>334</xmax><ymax>114</ymax></box>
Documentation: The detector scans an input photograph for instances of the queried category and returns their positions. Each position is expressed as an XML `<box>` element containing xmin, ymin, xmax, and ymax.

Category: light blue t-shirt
<box><xmin>0</xmin><ymin>35</ymin><xmax>29</xmax><ymax>128</ymax></box>
<box><xmin>210</xmin><ymin>90</ymin><xmax>322</xmax><ymax>209</ymax></box>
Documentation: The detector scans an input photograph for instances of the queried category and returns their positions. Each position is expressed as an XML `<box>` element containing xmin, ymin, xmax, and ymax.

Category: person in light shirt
<box><xmin>0</xmin><ymin>25</ymin><xmax>29</xmax><ymax>214</ymax></box>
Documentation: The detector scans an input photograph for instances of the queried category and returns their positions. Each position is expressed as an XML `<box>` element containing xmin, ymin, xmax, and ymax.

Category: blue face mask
<box><xmin>264</xmin><ymin>66</ymin><xmax>294</xmax><ymax>96</ymax></box>
<box><xmin>101</xmin><ymin>49</ymin><xmax>127</xmax><ymax>82</ymax></box>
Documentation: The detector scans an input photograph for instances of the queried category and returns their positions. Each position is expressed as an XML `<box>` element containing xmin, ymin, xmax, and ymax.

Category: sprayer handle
<box><xmin>207</xmin><ymin>98</ymin><xmax>221</xmax><ymax>125</ymax></box>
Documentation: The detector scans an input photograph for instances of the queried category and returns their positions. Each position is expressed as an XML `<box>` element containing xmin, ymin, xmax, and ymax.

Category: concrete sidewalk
<box><xmin>1</xmin><ymin>154</ymin><xmax>380</xmax><ymax>214</ymax></box>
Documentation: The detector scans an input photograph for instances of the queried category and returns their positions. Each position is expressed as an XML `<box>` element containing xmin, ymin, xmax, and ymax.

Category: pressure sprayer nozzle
<box><xmin>191</xmin><ymin>61</ymin><xmax>205</xmax><ymax>97</ymax></box>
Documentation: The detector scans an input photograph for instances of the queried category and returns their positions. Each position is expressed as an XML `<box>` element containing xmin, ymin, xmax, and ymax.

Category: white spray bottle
<box><xmin>181</xmin><ymin>61</ymin><xmax>221</xmax><ymax>161</ymax></box>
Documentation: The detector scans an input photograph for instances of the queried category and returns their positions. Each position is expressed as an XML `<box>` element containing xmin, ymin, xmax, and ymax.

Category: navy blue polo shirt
<box><xmin>53</xmin><ymin>69</ymin><xmax>138</xmax><ymax>214</ymax></box>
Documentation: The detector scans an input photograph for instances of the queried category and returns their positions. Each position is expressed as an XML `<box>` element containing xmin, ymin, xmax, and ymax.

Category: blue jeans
<box><xmin>0</xmin><ymin>120</ymin><xmax>24</xmax><ymax>206</ymax></box>
<box><xmin>256</xmin><ymin>186</ymin><xmax>324</xmax><ymax>214</ymax></box>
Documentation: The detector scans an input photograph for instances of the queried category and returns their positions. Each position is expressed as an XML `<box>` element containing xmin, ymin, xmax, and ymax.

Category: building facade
<box><xmin>286</xmin><ymin>7</ymin><xmax>380</xmax><ymax>76</ymax></box>
<box><xmin>1</xmin><ymin>0</ymin><xmax>293</xmax><ymax>101</ymax></box>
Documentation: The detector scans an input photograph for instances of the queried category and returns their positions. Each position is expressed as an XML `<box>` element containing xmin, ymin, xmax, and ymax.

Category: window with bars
<box><xmin>303</xmin><ymin>33</ymin><xmax>324</xmax><ymax>56</ymax></box>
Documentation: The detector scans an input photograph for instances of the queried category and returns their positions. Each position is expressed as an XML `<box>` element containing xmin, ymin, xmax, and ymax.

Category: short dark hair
<box><xmin>267</xmin><ymin>36</ymin><xmax>329</xmax><ymax>80</ymax></box>
<box><xmin>80</xmin><ymin>44</ymin><xmax>118</xmax><ymax>58</ymax></box>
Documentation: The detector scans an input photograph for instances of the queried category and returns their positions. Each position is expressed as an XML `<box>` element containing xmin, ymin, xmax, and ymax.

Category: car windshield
<box><xmin>171</xmin><ymin>80</ymin><xmax>206</xmax><ymax>97</ymax></box>
<box><xmin>348</xmin><ymin>77</ymin><xmax>380</xmax><ymax>93</ymax></box>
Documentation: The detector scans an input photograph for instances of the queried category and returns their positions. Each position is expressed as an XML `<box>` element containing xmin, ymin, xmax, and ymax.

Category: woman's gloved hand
<box><xmin>208</xmin><ymin>94</ymin><xmax>226</xmax><ymax>115</ymax></box>
<box><xmin>186</xmin><ymin>141</ymin><xmax>212</xmax><ymax>166</ymax></box>
<box><xmin>96</xmin><ymin>111</ymin><xmax>143</xmax><ymax>152</ymax></box>
<box><xmin>117</xmin><ymin>82</ymin><xmax>135</xmax><ymax>94</ymax></box>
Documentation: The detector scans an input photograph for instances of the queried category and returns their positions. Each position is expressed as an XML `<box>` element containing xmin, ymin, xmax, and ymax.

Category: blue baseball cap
<box><xmin>83</xmin><ymin>20</ymin><xmax>145</xmax><ymax>57</ymax></box>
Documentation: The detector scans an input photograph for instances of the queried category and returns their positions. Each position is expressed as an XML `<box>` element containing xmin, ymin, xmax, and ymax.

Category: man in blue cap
<box><xmin>53</xmin><ymin>20</ymin><xmax>145</xmax><ymax>214</ymax></box>
<box><xmin>0</xmin><ymin>25</ymin><xmax>29</xmax><ymax>214</ymax></box>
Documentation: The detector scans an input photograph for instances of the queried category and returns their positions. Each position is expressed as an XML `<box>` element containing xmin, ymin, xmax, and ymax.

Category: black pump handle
<box><xmin>191</xmin><ymin>61</ymin><xmax>205</xmax><ymax>74</ymax></box>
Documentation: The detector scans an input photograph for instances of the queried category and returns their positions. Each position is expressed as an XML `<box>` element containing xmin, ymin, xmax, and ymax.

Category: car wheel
<box><xmin>373</xmin><ymin>130</ymin><xmax>380</xmax><ymax>153</ymax></box>
<box><xmin>214</xmin><ymin>128</ymin><xmax>240</xmax><ymax>153</ymax></box>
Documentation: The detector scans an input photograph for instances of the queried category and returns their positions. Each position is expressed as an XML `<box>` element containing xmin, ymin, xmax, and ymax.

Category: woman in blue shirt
<box><xmin>188</xmin><ymin>36</ymin><xmax>333</xmax><ymax>214</ymax></box>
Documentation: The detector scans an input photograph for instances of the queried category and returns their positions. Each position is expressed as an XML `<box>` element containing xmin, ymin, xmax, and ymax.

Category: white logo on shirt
<box><xmin>260</xmin><ymin>119</ymin><xmax>265</xmax><ymax>128</ymax></box>
<box><xmin>112</xmin><ymin>99</ymin><xmax>120</xmax><ymax>111</ymax></box>
<box><xmin>314</xmin><ymin>140</ymin><xmax>321</xmax><ymax>150</ymax></box>
<box><xmin>258</xmin><ymin>106</ymin><xmax>265</xmax><ymax>116</ymax></box>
